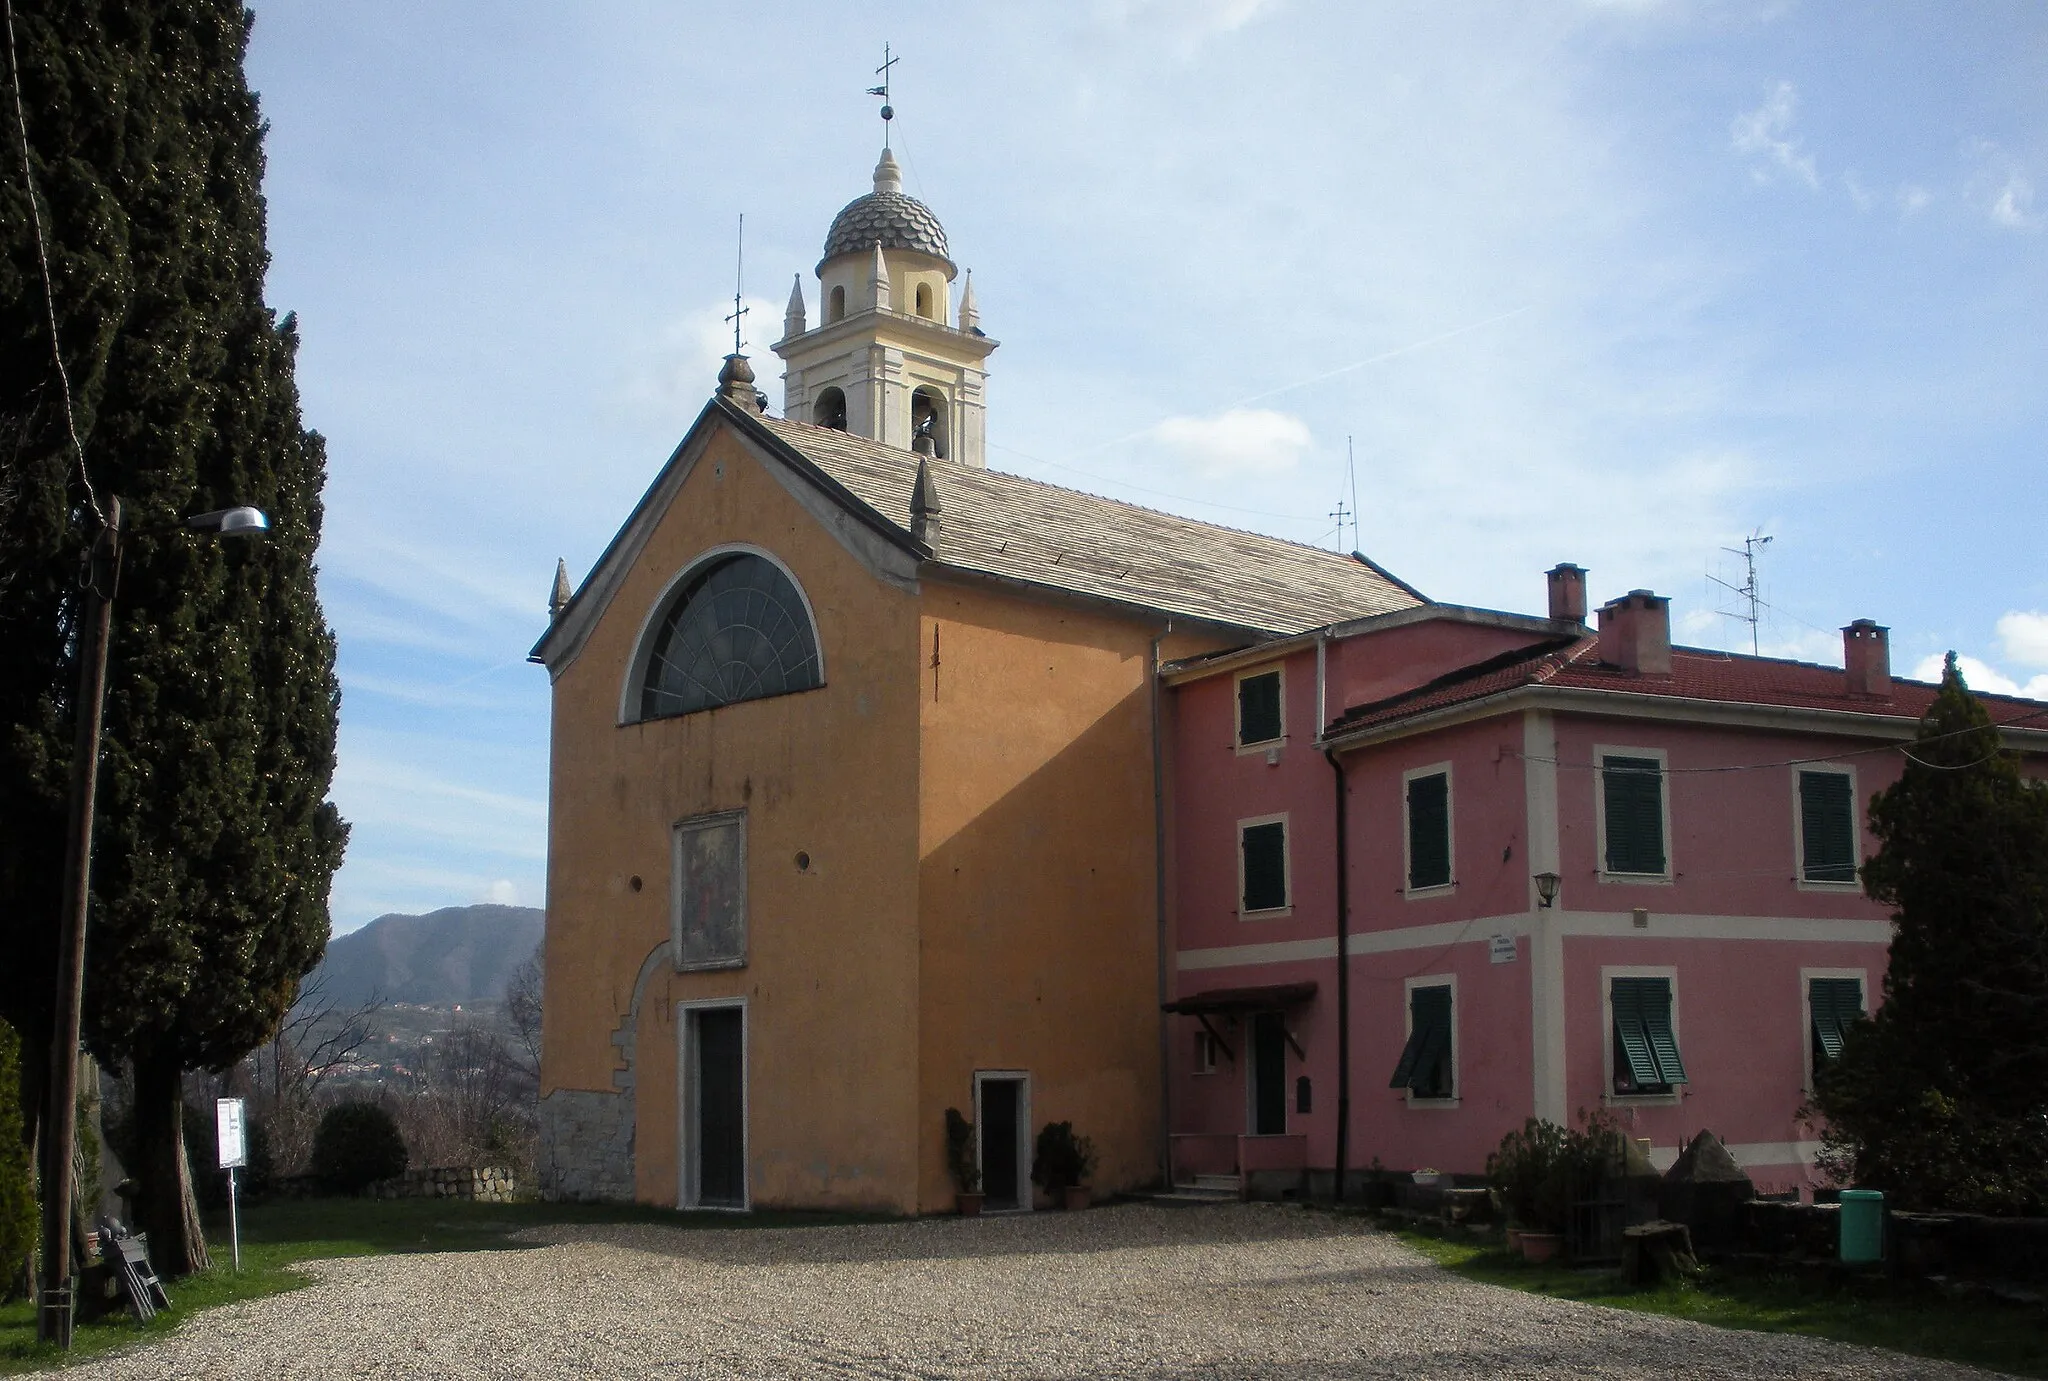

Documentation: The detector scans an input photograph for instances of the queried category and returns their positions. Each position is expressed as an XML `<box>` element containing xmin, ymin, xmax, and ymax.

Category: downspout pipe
<box><xmin>1324</xmin><ymin>743</ymin><xmax>1352</xmax><ymax>1203</ymax></box>
<box><xmin>1150</xmin><ymin>623</ymin><xmax>1172</xmax><ymax>1189</ymax></box>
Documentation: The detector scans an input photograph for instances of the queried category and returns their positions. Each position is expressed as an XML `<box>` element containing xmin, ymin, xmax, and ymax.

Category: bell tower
<box><xmin>772</xmin><ymin>148</ymin><xmax>997</xmax><ymax>467</ymax></box>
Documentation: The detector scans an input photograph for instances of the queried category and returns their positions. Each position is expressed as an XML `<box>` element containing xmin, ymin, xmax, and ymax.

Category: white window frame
<box><xmin>971</xmin><ymin>1070</ymin><xmax>1033</xmax><ymax>1214</ymax></box>
<box><xmin>1401</xmin><ymin>762</ymin><xmax>1456</xmax><ymax>899</ymax></box>
<box><xmin>675</xmin><ymin>996</ymin><xmax>749</xmax><ymax>1211</ymax></box>
<box><xmin>1193</xmin><ymin>1029</ymin><xmax>1219</xmax><ymax>1076</ymax></box>
<box><xmin>1402</xmin><ymin>973</ymin><xmax>1460</xmax><ymax>1107</ymax></box>
<box><xmin>1594</xmin><ymin>745</ymin><xmax>1674</xmax><ymax>884</ymax></box>
<box><xmin>1236</xmin><ymin>812</ymin><xmax>1293</xmax><ymax>918</ymax></box>
<box><xmin>1792</xmin><ymin>764</ymin><xmax>1862</xmax><ymax>891</ymax></box>
<box><xmin>1601</xmin><ymin>964</ymin><xmax>1683</xmax><ymax>1106</ymax></box>
<box><xmin>1233</xmin><ymin>664</ymin><xmax>1287</xmax><ymax>752</ymax></box>
<box><xmin>1799</xmin><ymin>967</ymin><xmax>1868</xmax><ymax>1094</ymax></box>
<box><xmin>672</xmin><ymin>809</ymin><xmax>749</xmax><ymax>971</ymax></box>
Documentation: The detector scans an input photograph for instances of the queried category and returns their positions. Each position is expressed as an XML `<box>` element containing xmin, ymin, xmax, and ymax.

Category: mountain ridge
<box><xmin>308</xmin><ymin>904</ymin><xmax>543</xmax><ymax>1007</ymax></box>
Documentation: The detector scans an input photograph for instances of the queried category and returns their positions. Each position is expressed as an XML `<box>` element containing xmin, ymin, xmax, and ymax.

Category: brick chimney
<box><xmin>1597</xmin><ymin>590</ymin><xmax>1672</xmax><ymax>676</ymax></box>
<box><xmin>1546</xmin><ymin>563</ymin><xmax>1588</xmax><ymax>625</ymax></box>
<box><xmin>1843</xmin><ymin>619</ymin><xmax>1892</xmax><ymax>698</ymax></box>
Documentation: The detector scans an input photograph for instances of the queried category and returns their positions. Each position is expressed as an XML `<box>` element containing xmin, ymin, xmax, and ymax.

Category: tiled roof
<box><xmin>822</xmin><ymin>191</ymin><xmax>952</xmax><ymax>267</ymax></box>
<box><xmin>758</xmin><ymin>418</ymin><xmax>1423</xmax><ymax>635</ymax></box>
<box><xmin>1327</xmin><ymin>635</ymin><xmax>2048</xmax><ymax>736</ymax></box>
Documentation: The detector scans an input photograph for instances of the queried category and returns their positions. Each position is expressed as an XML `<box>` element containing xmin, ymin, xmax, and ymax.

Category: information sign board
<box><xmin>216</xmin><ymin>1098</ymin><xmax>247</xmax><ymax>1169</ymax></box>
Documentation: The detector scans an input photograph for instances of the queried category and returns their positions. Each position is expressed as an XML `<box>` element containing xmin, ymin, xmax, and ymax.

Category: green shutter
<box><xmin>1241</xmin><ymin>821</ymin><xmax>1288</xmax><ymax>911</ymax></box>
<box><xmin>1603</xmin><ymin>757</ymin><xmax>1667</xmax><ymax>875</ymax></box>
<box><xmin>1799</xmin><ymin>771</ymin><xmax>1858</xmax><ymax>883</ymax></box>
<box><xmin>1407</xmin><ymin>772</ymin><xmax>1451</xmax><ymax>890</ymax></box>
<box><xmin>1390</xmin><ymin>985</ymin><xmax>1453</xmax><ymax>1095</ymax></box>
<box><xmin>1238</xmin><ymin>672</ymin><xmax>1282</xmax><ymax>745</ymax></box>
<box><xmin>1809</xmin><ymin>977</ymin><xmax>1864</xmax><ymax>1061</ymax></box>
<box><xmin>1612</xmin><ymin>977</ymin><xmax>1686</xmax><ymax>1088</ymax></box>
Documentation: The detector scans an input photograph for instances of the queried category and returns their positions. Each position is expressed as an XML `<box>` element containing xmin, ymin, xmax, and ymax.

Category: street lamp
<box><xmin>1534</xmin><ymin>871</ymin><xmax>1562</xmax><ymax>909</ymax></box>
<box><xmin>39</xmin><ymin>495</ymin><xmax>270</xmax><ymax>1346</ymax></box>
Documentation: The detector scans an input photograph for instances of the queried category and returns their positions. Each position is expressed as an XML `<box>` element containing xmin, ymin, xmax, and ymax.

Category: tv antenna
<box><xmin>724</xmin><ymin>213</ymin><xmax>748</xmax><ymax>356</ymax></box>
<box><xmin>1327</xmin><ymin>436</ymin><xmax>1361</xmax><ymax>553</ymax></box>
<box><xmin>1707</xmin><ymin>529</ymin><xmax>1773</xmax><ymax>655</ymax></box>
<box><xmin>867</xmin><ymin>43</ymin><xmax>898</xmax><ymax>145</ymax></box>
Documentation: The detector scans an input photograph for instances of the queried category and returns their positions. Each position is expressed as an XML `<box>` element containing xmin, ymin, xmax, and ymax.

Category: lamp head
<box><xmin>184</xmin><ymin>507</ymin><xmax>270</xmax><ymax>539</ymax></box>
<box><xmin>1534</xmin><ymin>871</ymin><xmax>1562</xmax><ymax>909</ymax></box>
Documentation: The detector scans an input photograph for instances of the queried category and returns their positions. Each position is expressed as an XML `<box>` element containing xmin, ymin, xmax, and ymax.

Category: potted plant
<box><xmin>944</xmin><ymin>1107</ymin><xmax>983</xmax><ymax>1215</ymax></box>
<box><xmin>1030</xmin><ymin>1120</ymin><xmax>1097</xmax><ymax>1210</ymax></box>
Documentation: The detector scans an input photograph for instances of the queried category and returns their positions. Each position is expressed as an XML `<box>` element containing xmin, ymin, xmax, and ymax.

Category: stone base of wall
<box><xmin>537</xmin><ymin>1087</ymin><xmax>635</xmax><ymax>1202</ymax></box>
<box><xmin>366</xmin><ymin>1166</ymin><xmax>520</xmax><ymax>1203</ymax></box>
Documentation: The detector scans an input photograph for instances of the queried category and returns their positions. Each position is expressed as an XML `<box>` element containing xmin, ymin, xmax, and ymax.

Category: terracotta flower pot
<box><xmin>956</xmin><ymin>1192</ymin><xmax>984</xmax><ymax>1217</ymax></box>
<box><xmin>1062</xmin><ymin>1186</ymin><xmax>1091</xmax><ymax>1211</ymax></box>
<box><xmin>1520</xmin><ymin>1231</ymin><xmax>1562</xmax><ymax>1264</ymax></box>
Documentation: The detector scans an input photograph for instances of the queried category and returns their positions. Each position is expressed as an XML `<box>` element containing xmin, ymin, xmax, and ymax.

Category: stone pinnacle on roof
<box><xmin>868</xmin><ymin>242</ymin><xmax>891</xmax><ymax>311</ymax></box>
<box><xmin>909</xmin><ymin>453</ymin><xmax>942</xmax><ymax>544</ymax></box>
<box><xmin>549</xmin><ymin>558</ymin><xmax>572</xmax><ymax>621</ymax></box>
<box><xmin>958</xmin><ymin>269</ymin><xmax>980</xmax><ymax>334</ymax></box>
<box><xmin>783</xmin><ymin>273</ymin><xmax>806</xmax><ymax>337</ymax></box>
<box><xmin>717</xmin><ymin>352</ymin><xmax>761</xmax><ymax>411</ymax></box>
<box><xmin>873</xmin><ymin>148</ymin><xmax>903</xmax><ymax>195</ymax></box>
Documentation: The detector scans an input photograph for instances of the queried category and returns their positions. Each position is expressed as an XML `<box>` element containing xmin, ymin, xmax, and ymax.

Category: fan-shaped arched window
<box><xmin>639</xmin><ymin>553</ymin><xmax>822</xmax><ymax>720</ymax></box>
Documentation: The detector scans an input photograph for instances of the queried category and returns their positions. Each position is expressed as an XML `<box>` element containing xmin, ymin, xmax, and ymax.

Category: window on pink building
<box><xmin>1611</xmin><ymin>976</ymin><xmax>1686</xmax><ymax>1095</ymax></box>
<box><xmin>1240</xmin><ymin>819</ymin><xmax>1289</xmax><ymax>913</ymax></box>
<box><xmin>1406</xmin><ymin>771</ymin><xmax>1452</xmax><ymax>890</ymax></box>
<box><xmin>1798</xmin><ymin>770</ymin><xmax>1858</xmax><ymax>883</ymax></box>
<box><xmin>1601</xmin><ymin>756</ymin><xmax>1667</xmax><ymax>877</ymax></box>
<box><xmin>1237</xmin><ymin>669</ymin><xmax>1283</xmax><ymax>746</ymax></box>
<box><xmin>1391</xmin><ymin>984</ymin><xmax>1454</xmax><ymax>1100</ymax></box>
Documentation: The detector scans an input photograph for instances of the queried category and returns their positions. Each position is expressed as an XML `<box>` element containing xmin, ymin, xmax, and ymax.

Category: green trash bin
<box><xmin>1839</xmin><ymin>1189</ymin><xmax>1884</xmax><ymax>1262</ymax></box>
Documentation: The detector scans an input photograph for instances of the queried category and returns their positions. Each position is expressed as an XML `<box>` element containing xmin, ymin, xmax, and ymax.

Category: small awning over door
<box><xmin>1162</xmin><ymin>982</ymin><xmax>1317</xmax><ymax>1015</ymax></box>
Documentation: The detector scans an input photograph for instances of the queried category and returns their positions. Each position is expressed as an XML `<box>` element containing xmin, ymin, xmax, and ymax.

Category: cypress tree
<box><xmin>1812</xmin><ymin>655</ymin><xmax>2048</xmax><ymax>1213</ymax></box>
<box><xmin>0</xmin><ymin>1</ymin><xmax>345</xmax><ymax>1272</ymax></box>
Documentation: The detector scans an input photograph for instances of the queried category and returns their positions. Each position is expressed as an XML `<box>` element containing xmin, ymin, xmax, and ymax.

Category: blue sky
<box><xmin>240</xmin><ymin>1</ymin><xmax>2048</xmax><ymax>933</ymax></box>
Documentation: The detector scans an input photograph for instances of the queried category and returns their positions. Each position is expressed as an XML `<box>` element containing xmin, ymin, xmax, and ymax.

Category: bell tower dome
<box><xmin>772</xmin><ymin>148</ymin><xmax>997</xmax><ymax>467</ymax></box>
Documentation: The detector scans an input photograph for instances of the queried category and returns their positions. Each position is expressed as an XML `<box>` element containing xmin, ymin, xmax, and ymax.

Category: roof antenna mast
<box><xmin>1707</xmin><ymin>528</ymin><xmax>1772</xmax><ymax>655</ymax></box>
<box><xmin>868</xmin><ymin>42</ymin><xmax>898</xmax><ymax>147</ymax></box>
<box><xmin>725</xmin><ymin>212</ymin><xmax>748</xmax><ymax>356</ymax></box>
<box><xmin>1327</xmin><ymin>436</ymin><xmax>1359</xmax><ymax>554</ymax></box>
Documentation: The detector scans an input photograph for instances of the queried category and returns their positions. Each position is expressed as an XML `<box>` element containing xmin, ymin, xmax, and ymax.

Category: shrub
<box><xmin>311</xmin><ymin>1101</ymin><xmax>408</xmax><ymax>1194</ymax></box>
<box><xmin>944</xmin><ymin>1108</ymin><xmax>980</xmax><ymax>1194</ymax></box>
<box><xmin>1029</xmin><ymin>1121</ymin><xmax>1096</xmax><ymax>1193</ymax></box>
<box><xmin>1487</xmin><ymin>1111</ymin><xmax>1625</xmax><ymax>1233</ymax></box>
<box><xmin>0</xmin><ymin>1022</ymin><xmax>35</xmax><ymax>1289</ymax></box>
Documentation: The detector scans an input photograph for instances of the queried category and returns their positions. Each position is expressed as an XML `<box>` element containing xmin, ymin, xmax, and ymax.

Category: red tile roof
<box><xmin>1327</xmin><ymin>635</ymin><xmax>2048</xmax><ymax>739</ymax></box>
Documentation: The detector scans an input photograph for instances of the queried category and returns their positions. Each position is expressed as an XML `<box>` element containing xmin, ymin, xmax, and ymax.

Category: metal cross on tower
<box><xmin>725</xmin><ymin>213</ymin><xmax>748</xmax><ymax>355</ymax></box>
<box><xmin>867</xmin><ymin>43</ymin><xmax>898</xmax><ymax>144</ymax></box>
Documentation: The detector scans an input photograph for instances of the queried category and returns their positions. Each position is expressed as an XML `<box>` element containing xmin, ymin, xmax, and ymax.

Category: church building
<box><xmin>529</xmin><ymin>145</ymin><xmax>1419</xmax><ymax>1213</ymax></box>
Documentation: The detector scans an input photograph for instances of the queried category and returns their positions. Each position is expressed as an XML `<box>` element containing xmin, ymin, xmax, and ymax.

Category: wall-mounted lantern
<box><xmin>1534</xmin><ymin>871</ymin><xmax>1562</xmax><ymax>909</ymax></box>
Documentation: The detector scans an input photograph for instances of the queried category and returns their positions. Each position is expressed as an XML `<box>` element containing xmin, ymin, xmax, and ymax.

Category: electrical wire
<box><xmin>3</xmin><ymin>0</ymin><xmax>98</xmax><ymax>524</ymax></box>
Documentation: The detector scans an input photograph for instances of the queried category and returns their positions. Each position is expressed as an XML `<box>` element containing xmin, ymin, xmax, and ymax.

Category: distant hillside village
<box><xmin>527</xmin><ymin>145</ymin><xmax>2048</xmax><ymax>1216</ymax></box>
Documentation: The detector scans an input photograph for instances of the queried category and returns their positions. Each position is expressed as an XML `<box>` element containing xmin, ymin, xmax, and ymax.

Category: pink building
<box><xmin>1163</xmin><ymin>567</ymin><xmax>2048</xmax><ymax>1200</ymax></box>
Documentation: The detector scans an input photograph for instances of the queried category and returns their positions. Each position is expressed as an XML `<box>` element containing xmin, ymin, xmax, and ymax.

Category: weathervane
<box><xmin>867</xmin><ymin>43</ymin><xmax>898</xmax><ymax>146</ymax></box>
<box><xmin>725</xmin><ymin>213</ymin><xmax>748</xmax><ymax>355</ymax></box>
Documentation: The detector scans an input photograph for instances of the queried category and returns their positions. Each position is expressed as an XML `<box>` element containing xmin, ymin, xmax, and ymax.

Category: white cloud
<box><xmin>1998</xmin><ymin>611</ymin><xmax>2048</xmax><ymax>668</ymax></box>
<box><xmin>1842</xmin><ymin>172</ymin><xmax>1874</xmax><ymax>211</ymax></box>
<box><xmin>1990</xmin><ymin>171</ymin><xmax>2043</xmax><ymax>231</ymax></box>
<box><xmin>1907</xmin><ymin>652</ymin><xmax>2048</xmax><ymax>701</ymax></box>
<box><xmin>1096</xmin><ymin>0</ymin><xmax>1280</xmax><ymax>44</ymax></box>
<box><xmin>1147</xmin><ymin>408</ymin><xmax>1312</xmax><ymax>479</ymax></box>
<box><xmin>1897</xmin><ymin>184</ymin><xmax>1931</xmax><ymax>215</ymax></box>
<box><xmin>1731</xmin><ymin>82</ymin><xmax>1818</xmax><ymax>188</ymax></box>
<box><xmin>479</xmin><ymin>879</ymin><xmax>519</xmax><ymax>905</ymax></box>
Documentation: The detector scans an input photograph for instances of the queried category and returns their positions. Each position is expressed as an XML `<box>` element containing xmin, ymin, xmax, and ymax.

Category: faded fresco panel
<box><xmin>674</xmin><ymin>811</ymin><xmax>747</xmax><ymax>969</ymax></box>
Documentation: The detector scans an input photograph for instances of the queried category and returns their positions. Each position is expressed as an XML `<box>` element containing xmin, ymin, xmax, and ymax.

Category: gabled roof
<box><xmin>758</xmin><ymin>417</ymin><xmax>1423</xmax><ymax>636</ymax></box>
<box><xmin>1325</xmin><ymin>635</ymin><xmax>2048</xmax><ymax>742</ymax></box>
<box><xmin>532</xmin><ymin>395</ymin><xmax>1426</xmax><ymax>677</ymax></box>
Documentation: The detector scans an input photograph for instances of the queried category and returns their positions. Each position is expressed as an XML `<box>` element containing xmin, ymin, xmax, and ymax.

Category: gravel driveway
<box><xmin>37</xmin><ymin>1203</ymin><xmax>2012</xmax><ymax>1379</ymax></box>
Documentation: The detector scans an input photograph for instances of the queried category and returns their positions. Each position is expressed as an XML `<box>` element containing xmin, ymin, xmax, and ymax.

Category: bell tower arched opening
<box><xmin>914</xmin><ymin>283</ymin><xmax>933</xmax><ymax>318</ymax></box>
<box><xmin>910</xmin><ymin>387</ymin><xmax>948</xmax><ymax>460</ymax></box>
<box><xmin>814</xmin><ymin>387</ymin><xmax>848</xmax><ymax>431</ymax></box>
<box><xmin>828</xmin><ymin>285</ymin><xmax>846</xmax><ymax>323</ymax></box>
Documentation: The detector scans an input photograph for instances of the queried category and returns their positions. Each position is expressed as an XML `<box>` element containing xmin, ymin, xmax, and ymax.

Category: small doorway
<box><xmin>974</xmin><ymin>1071</ymin><xmax>1031</xmax><ymax>1211</ymax></box>
<box><xmin>1249</xmin><ymin>1012</ymin><xmax>1287</xmax><ymax>1136</ymax></box>
<box><xmin>679</xmin><ymin>1001</ymin><xmax>747</xmax><ymax>1209</ymax></box>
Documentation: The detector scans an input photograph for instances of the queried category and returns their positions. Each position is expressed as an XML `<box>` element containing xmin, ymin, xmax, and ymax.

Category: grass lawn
<box><xmin>1399</xmin><ymin>1225</ymin><xmax>2048</xmax><ymax>1379</ymax></box>
<box><xmin>0</xmin><ymin>1197</ymin><xmax>880</xmax><ymax>1374</ymax></box>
